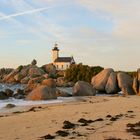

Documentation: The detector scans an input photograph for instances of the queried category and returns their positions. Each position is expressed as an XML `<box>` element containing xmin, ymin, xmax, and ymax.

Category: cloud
<box><xmin>0</xmin><ymin>4</ymin><xmax>69</xmax><ymax>20</ymax></box>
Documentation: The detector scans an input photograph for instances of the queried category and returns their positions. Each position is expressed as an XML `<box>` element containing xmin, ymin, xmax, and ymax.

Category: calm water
<box><xmin>0</xmin><ymin>83</ymin><xmax>122</xmax><ymax>110</ymax></box>
<box><xmin>0</xmin><ymin>84</ymin><xmax>75</xmax><ymax>109</ymax></box>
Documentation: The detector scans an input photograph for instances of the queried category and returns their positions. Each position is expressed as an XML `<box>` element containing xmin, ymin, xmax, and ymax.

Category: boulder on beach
<box><xmin>0</xmin><ymin>91</ymin><xmax>8</xmax><ymax>100</ymax></box>
<box><xmin>28</xmin><ymin>76</ymin><xmax>45</xmax><ymax>85</ymax></box>
<box><xmin>56</xmin><ymin>77</ymin><xmax>65</xmax><ymax>87</ymax></box>
<box><xmin>105</xmin><ymin>72</ymin><xmax>120</xmax><ymax>94</ymax></box>
<box><xmin>138</xmin><ymin>69</ymin><xmax>140</xmax><ymax>93</ymax></box>
<box><xmin>73</xmin><ymin>81</ymin><xmax>96</xmax><ymax>96</ymax></box>
<box><xmin>13</xmin><ymin>89</ymin><xmax>25</xmax><ymax>99</ymax></box>
<box><xmin>41</xmin><ymin>78</ymin><xmax>56</xmax><ymax>88</ymax></box>
<box><xmin>91</xmin><ymin>68</ymin><xmax>114</xmax><ymax>91</ymax></box>
<box><xmin>133</xmin><ymin>77</ymin><xmax>139</xmax><ymax>94</ymax></box>
<box><xmin>5</xmin><ymin>89</ymin><xmax>14</xmax><ymax>97</ymax></box>
<box><xmin>56</xmin><ymin>88</ymin><xmax>72</xmax><ymax>97</ymax></box>
<box><xmin>5</xmin><ymin>104</ymin><xmax>16</xmax><ymax>108</ymax></box>
<box><xmin>117</xmin><ymin>72</ymin><xmax>135</xmax><ymax>95</ymax></box>
<box><xmin>26</xmin><ymin>85</ymin><xmax>57</xmax><ymax>100</ymax></box>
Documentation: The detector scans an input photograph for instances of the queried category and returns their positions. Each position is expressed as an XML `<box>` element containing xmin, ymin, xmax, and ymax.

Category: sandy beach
<box><xmin>0</xmin><ymin>96</ymin><xmax>140</xmax><ymax>140</ymax></box>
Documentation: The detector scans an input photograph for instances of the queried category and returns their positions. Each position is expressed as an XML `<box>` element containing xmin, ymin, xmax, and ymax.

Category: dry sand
<box><xmin>0</xmin><ymin>96</ymin><xmax>140</xmax><ymax>140</ymax></box>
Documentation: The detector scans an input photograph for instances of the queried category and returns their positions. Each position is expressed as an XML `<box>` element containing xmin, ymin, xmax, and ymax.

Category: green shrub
<box><xmin>65</xmin><ymin>64</ymin><xmax>104</xmax><ymax>83</ymax></box>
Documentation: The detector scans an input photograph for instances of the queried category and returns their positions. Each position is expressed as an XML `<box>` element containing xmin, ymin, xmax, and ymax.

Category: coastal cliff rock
<box><xmin>91</xmin><ymin>68</ymin><xmax>114</xmax><ymax>91</ymax></box>
<box><xmin>117</xmin><ymin>72</ymin><xmax>135</xmax><ymax>95</ymax></box>
<box><xmin>105</xmin><ymin>72</ymin><xmax>120</xmax><ymax>94</ymax></box>
<box><xmin>26</xmin><ymin>85</ymin><xmax>57</xmax><ymax>100</ymax></box>
<box><xmin>73</xmin><ymin>81</ymin><xmax>96</xmax><ymax>96</ymax></box>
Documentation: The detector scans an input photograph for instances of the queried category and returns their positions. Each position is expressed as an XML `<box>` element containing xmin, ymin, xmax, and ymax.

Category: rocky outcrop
<box><xmin>31</xmin><ymin>59</ymin><xmax>37</xmax><ymax>65</ymax></box>
<box><xmin>133</xmin><ymin>77</ymin><xmax>139</xmax><ymax>94</ymax></box>
<box><xmin>138</xmin><ymin>69</ymin><xmax>140</xmax><ymax>94</ymax></box>
<box><xmin>13</xmin><ymin>89</ymin><xmax>25</xmax><ymax>99</ymax></box>
<box><xmin>41</xmin><ymin>78</ymin><xmax>56</xmax><ymax>88</ymax></box>
<box><xmin>3</xmin><ymin>69</ymin><xmax>19</xmax><ymax>83</ymax></box>
<box><xmin>5</xmin><ymin>89</ymin><xmax>14</xmax><ymax>97</ymax></box>
<box><xmin>29</xmin><ymin>66</ymin><xmax>45</xmax><ymax>78</ymax></box>
<box><xmin>73</xmin><ymin>81</ymin><xmax>96</xmax><ymax>96</ymax></box>
<box><xmin>41</xmin><ymin>63</ymin><xmax>56</xmax><ymax>75</ymax></box>
<box><xmin>117</xmin><ymin>72</ymin><xmax>135</xmax><ymax>95</ymax></box>
<box><xmin>0</xmin><ymin>91</ymin><xmax>8</xmax><ymax>100</ymax></box>
<box><xmin>26</xmin><ymin>85</ymin><xmax>57</xmax><ymax>100</ymax></box>
<box><xmin>56</xmin><ymin>88</ymin><xmax>72</xmax><ymax>97</ymax></box>
<box><xmin>56</xmin><ymin>77</ymin><xmax>74</xmax><ymax>87</ymax></box>
<box><xmin>1</xmin><ymin>60</ymin><xmax>46</xmax><ymax>84</ymax></box>
<box><xmin>105</xmin><ymin>72</ymin><xmax>120</xmax><ymax>94</ymax></box>
<box><xmin>133</xmin><ymin>68</ymin><xmax>140</xmax><ymax>95</ymax></box>
<box><xmin>91</xmin><ymin>68</ymin><xmax>114</xmax><ymax>91</ymax></box>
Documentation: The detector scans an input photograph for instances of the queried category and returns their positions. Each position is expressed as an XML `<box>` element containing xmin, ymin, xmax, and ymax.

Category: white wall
<box><xmin>54</xmin><ymin>62</ymin><xmax>70</xmax><ymax>70</ymax></box>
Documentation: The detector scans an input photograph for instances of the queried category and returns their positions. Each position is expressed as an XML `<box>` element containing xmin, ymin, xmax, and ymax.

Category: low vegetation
<box><xmin>64</xmin><ymin>63</ymin><xmax>104</xmax><ymax>83</ymax></box>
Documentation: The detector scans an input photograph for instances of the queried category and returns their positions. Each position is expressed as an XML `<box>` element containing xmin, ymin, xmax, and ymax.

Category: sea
<box><xmin>0</xmin><ymin>83</ymin><xmax>76</xmax><ymax>110</ymax></box>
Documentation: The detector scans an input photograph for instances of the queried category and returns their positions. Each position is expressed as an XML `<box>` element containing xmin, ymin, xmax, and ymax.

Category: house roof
<box><xmin>54</xmin><ymin>57</ymin><xmax>74</xmax><ymax>63</ymax></box>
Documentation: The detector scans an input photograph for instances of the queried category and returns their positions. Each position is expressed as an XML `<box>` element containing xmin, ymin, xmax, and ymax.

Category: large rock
<box><xmin>91</xmin><ymin>68</ymin><xmax>114</xmax><ymax>91</ymax></box>
<box><xmin>56</xmin><ymin>77</ymin><xmax>65</xmax><ymax>87</ymax></box>
<box><xmin>29</xmin><ymin>66</ymin><xmax>45</xmax><ymax>78</ymax></box>
<box><xmin>0</xmin><ymin>91</ymin><xmax>8</xmax><ymax>100</ymax></box>
<box><xmin>25</xmin><ymin>76</ymin><xmax>45</xmax><ymax>93</ymax></box>
<box><xmin>117</xmin><ymin>72</ymin><xmax>135</xmax><ymax>95</ymax></box>
<box><xmin>42</xmin><ymin>63</ymin><xmax>56</xmax><ymax>75</ymax></box>
<box><xmin>56</xmin><ymin>88</ymin><xmax>72</xmax><ymax>97</ymax></box>
<box><xmin>3</xmin><ymin>69</ymin><xmax>19</xmax><ymax>83</ymax></box>
<box><xmin>26</xmin><ymin>85</ymin><xmax>57</xmax><ymax>100</ymax></box>
<box><xmin>14</xmin><ymin>73</ymin><xmax>24</xmax><ymax>82</ymax></box>
<box><xmin>5</xmin><ymin>89</ymin><xmax>14</xmax><ymax>97</ymax></box>
<box><xmin>133</xmin><ymin>77</ymin><xmax>139</xmax><ymax>94</ymax></box>
<box><xmin>13</xmin><ymin>89</ymin><xmax>25</xmax><ymax>99</ymax></box>
<box><xmin>138</xmin><ymin>69</ymin><xmax>140</xmax><ymax>93</ymax></box>
<box><xmin>73</xmin><ymin>81</ymin><xmax>96</xmax><ymax>96</ymax></box>
<box><xmin>41</xmin><ymin>78</ymin><xmax>56</xmax><ymax>88</ymax></box>
<box><xmin>105</xmin><ymin>72</ymin><xmax>120</xmax><ymax>94</ymax></box>
<box><xmin>20</xmin><ymin>77</ymin><xmax>30</xmax><ymax>84</ymax></box>
<box><xmin>28</xmin><ymin>76</ymin><xmax>45</xmax><ymax>85</ymax></box>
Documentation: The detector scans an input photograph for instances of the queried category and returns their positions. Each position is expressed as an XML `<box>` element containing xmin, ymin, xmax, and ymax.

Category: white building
<box><xmin>52</xmin><ymin>44</ymin><xmax>75</xmax><ymax>70</ymax></box>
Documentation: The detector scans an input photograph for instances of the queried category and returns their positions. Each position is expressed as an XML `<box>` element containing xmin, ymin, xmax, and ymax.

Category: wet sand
<box><xmin>0</xmin><ymin>96</ymin><xmax>140</xmax><ymax>140</ymax></box>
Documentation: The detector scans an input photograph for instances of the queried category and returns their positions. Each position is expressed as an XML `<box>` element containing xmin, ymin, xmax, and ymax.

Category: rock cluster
<box><xmin>91</xmin><ymin>68</ymin><xmax>136</xmax><ymax>95</ymax></box>
<box><xmin>73</xmin><ymin>81</ymin><xmax>96</xmax><ymax>96</ymax></box>
<box><xmin>133</xmin><ymin>68</ymin><xmax>140</xmax><ymax>95</ymax></box>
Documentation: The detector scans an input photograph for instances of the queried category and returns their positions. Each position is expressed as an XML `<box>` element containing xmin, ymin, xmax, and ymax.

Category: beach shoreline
<box><xmin>0</xmin><ymin>95</ymin><xmax>140</xmax><ymax>140</ymax></box>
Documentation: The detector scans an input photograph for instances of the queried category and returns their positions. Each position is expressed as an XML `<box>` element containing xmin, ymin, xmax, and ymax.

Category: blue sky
<box><xmin>0</xmin><ymin>0</ymin><xmax>139</xmax><ymax>71</ymax></box>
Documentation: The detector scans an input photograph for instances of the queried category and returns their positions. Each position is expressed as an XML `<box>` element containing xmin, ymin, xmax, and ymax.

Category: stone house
<box><xmin>52</xmin><ymin>44</ymin><xmax>75</xmax><ymax>70</ymax></box>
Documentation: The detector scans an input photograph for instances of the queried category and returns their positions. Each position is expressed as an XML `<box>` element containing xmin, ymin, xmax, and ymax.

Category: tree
<box><xmin>65</xmin><ymin>64</ymin><xmax>104</xmax><ymax>83</ymax></box>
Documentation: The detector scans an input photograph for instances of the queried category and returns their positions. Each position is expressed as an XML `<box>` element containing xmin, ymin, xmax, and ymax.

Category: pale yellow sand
<box><xmin>0</xmin><ymin>96</ymin><xmax>140</xmax><ymax>140</ymax></box>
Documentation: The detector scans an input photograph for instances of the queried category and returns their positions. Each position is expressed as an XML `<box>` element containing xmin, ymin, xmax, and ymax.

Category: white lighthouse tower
<box><xmin>52</xmin><ymin>43</ymin><xmax>59</xmax><ymax>62</ymax></box>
